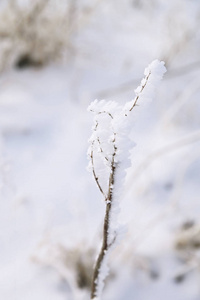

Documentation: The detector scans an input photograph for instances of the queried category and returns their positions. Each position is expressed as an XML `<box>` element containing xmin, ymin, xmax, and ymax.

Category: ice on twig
<box><xmin>88</xmin><ymin>60</ymin><xmax>166</xmax><ymax>299</ymax></box>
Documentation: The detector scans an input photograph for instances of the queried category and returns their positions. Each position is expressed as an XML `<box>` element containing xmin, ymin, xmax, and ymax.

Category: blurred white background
<box><xmin>0</xmin><ymin>1</ymin><xmax>200</xmax><ymax>299</ymax></box>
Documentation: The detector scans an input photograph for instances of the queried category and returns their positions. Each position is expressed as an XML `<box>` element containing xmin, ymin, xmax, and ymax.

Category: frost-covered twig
<box><xmin>90</xmin><ymin>147</ymin><xmax>106</xmax><ymax>198</ymax></box>
<box><xmin>129</xmin><ymin>71</ymin><xmax>151</xmax><ymax>112</ymax></box>
<box><xmin>87</xmin><ymin>60</ymin><xmax>166</xmax><ymax>299</ymax></box>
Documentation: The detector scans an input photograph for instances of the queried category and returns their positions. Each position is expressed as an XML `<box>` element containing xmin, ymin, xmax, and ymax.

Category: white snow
<box><xmin>0</xmin><ymin>1</ymin><xmax>200</xmax><ymax>300</ymax></box>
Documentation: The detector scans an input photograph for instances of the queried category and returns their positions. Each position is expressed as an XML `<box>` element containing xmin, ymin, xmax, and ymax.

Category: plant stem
<box><xmin>91</xmin><ymin>155</ymin><xmax>116</xmax><ymax>299</ymax></box>
<box><xmin>90</xmin><ymin>201</ymin><xmax>111</xmax><ymax>298</ymax></box>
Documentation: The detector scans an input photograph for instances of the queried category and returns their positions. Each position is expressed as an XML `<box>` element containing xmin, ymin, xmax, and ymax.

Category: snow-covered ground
<box><xmin>1</xmin><ymin>1</ymin><xmax>200</xmax><ymax>299</ymax></box>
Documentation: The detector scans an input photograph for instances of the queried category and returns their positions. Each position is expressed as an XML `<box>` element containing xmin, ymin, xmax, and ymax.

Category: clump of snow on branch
<box><xmin>124</xmin><ymin>60</ymin><xmax>166</xmax><ymax>113</ymax></box>
<box><xmin>88</xmin><ymin>59</ymin><xmax>166</xmax><ymax>299</ymax></box>
<box><xmin>88</xmin><ymin>59</ymin><xmax>166</xmax><ymax>202</ymax></box>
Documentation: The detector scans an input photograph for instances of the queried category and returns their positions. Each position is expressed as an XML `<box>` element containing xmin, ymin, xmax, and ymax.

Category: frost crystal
<box><xmin>88</xmin><ymin>60</ymin><xmax>166</xmax><ymax>299</ymax></box>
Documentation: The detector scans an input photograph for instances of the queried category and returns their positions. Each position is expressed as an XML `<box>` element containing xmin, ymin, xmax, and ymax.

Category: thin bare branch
<box><xmin>98</xmin><ymin>111</ymin><xmax>114</xmax><ymax>119</ymax></box>
<box><xmin>97</xmin><ymin>137</ymin><xmax>109</xmax><ymax>162</ymax></box>
<box><xmin>91</xmin><ymin>140</ymin><xmax>117</xmax><ymax>299</ymax></box>
<box><xmin>90</xmin><ymin>146</ymin><xmax>107</xmax><ymax>199</ymax></box>
<box><xmin>129</xmin><ymin>71</ymin><xmax>151</xmax><ymax>111</ymax></box>
<box><xmin>94</xmin><ymin>120</ymin><xmax>109</xmax><ymax>163</ymax></box>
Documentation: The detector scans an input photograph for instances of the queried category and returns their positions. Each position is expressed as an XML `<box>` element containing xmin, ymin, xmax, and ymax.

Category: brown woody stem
<box><xmin>91</xmin><ymin>147</ymin><xmax>116</xmax><ymax>299</ymax></box>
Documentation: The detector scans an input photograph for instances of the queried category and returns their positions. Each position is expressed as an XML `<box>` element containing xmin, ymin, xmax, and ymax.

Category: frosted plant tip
<box><xmin>145</xmin><ymin>59</ymin><xmax>167</xmax><ymax>78</ymax></box>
